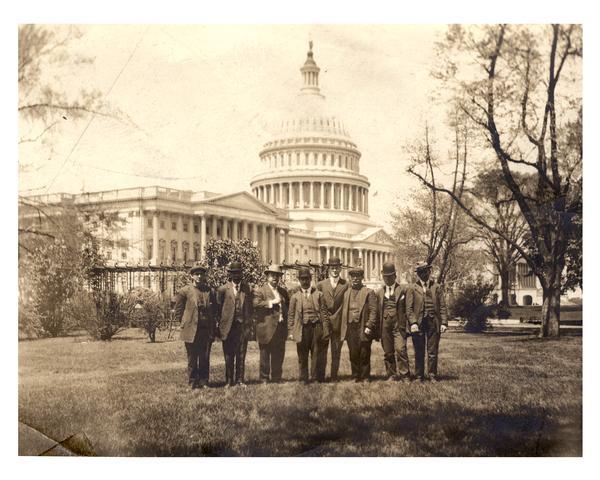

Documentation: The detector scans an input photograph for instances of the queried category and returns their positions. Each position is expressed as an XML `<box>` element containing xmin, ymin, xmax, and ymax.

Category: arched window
<box><xmin>182</xmin><ymin>241</ymin><xmax>189</xmax><ymax>263</ymax></box>
<box><xmin>170</xmin><ymin>240</ymin><xmax>178</xmax><ymax>262</ymax></box>
<box><xmin>158</xmin><ymin>239</ymin><xmax>166</xmax><ymax>262</ymax></box>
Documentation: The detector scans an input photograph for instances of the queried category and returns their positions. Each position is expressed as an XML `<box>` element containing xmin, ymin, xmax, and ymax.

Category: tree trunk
<box><xmin>540</xmin><ymin>270</ymin><xmax>561</xmax><ymax>337</ymax></box>
<box><xmin>499</xmin><ymin>269</ymin><xmax>510</xmax><ymax>307</ymax></box>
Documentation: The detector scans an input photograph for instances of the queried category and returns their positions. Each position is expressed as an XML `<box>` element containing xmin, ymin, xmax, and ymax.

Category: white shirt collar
<box><xmin>329</xmin><ymin>276</ymin><xmax>339</xmax><ymax>288</ymax></box>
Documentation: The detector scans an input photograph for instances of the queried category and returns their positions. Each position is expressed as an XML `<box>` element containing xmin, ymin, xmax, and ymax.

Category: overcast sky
<box><xmin>19</xmin><ymin>24</ymin><xmax>452</xmax><ymax>227</ymax></box>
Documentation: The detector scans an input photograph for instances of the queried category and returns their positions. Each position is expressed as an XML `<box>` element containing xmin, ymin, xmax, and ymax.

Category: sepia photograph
<box><xmin>16</xmin><ymin>17</ymin><xmax>584</xmax><ymax>460</ymax></box>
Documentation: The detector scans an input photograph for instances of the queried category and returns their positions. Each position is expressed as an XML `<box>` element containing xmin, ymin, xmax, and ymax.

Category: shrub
<box><xmin>204</xmin><ymin>238</ymin><xmax>264</xmax><ymax>288</ymax></box>
<box><xmin>451</xmin><ymin>275</ymin><xmax>496</xmax><ymax>332</ymax></box>
<box><xmin>67</xmin><ymin>290</ymin><xmax>128</xmax><ymax>340</ymax></box>
<box><xmin>18</xmin><ymin>299</ymin><xmax>44</xmax><ymax>339</ymax></box>
<box><xmin>123</xmin><ymin>287</ymin><xmax>167</xmax><ymax>342</ymax></box>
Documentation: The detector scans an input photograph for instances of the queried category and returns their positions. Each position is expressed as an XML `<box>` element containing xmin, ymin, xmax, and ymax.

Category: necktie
<box><xmin>305</xmin><ymin>290</ymin><xmax>310</xmax><ymax>299</ymax></box>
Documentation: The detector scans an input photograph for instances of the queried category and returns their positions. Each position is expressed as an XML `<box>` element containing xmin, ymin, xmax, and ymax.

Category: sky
<box><xmin>20</xmin><ymin>24</ymin><xmax>452</xmax><ymax>228</ymax></box>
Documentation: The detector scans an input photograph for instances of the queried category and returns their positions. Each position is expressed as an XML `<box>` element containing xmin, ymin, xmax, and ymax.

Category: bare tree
<box><xmin>395</xmin><ymin>122</ymin><xmax>475</xmax><ymax>284</ymax></box>
<box><xmin>411</xmin><ymin>24</ymin><xmax>582</xmax><ymax>337</ymax></box>
<box><xmin>471</xmin><ymin>169</ymin><xmax>529</xmax><ymax>307</ymax></box>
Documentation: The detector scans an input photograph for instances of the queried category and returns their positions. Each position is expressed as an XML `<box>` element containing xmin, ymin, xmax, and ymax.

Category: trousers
<box><xmin>184</xmin><ymin>327</ymin><xmax>212</xmax><ymax>386</ymax></box>
<box><xmin>346</xmin><ymin>322</ymin><xmax>372</xmax><ymax>381</ymax></box>
<box><xmin>381</xmin><ymin>316</ymin><xmax>410</xmax><ymax>378</ymax></box>
<box><xmin>411</xmin><ymin>315</ymin><xmax>440</xmax><ymax>378</ymax></box>
<box><xmin>329</xmin><ymin>330</ymin><xmax>343</xmax><ymax>380</ymax></box>
<box><xmin>222</xmin><ymin>321</ymin><xmax>248</xmax><ymax>385</ymax></box>
<box><xmin>297</xmin><ymin>322</ymin><xmax>328</xmax><ymax>382</ymax></box>
<box><xmin>259</xmin><ymin>322</ymin><xmax>287</xmax><ymax>382</ymax></box>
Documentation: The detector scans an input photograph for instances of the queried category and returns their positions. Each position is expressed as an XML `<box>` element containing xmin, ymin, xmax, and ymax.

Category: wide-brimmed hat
<box><xmin>414</xmin><ymin>262</ymin><xmax>432</xmax><ymax>273</ymax></box>
<box><xmin>297</xmin><ymin>267</ymin><xmax>312</xmax><ymax>279</ymax></box>
<box><xmin>189</xmin><ymin>262</ymin><xmax>207</xmax><ymax>275</ymax></box>
<box><xmin>327</xmin><ymin>256</ymin><xmax>342</xmax><ymax>267</ymax></box>
<box><xmin>381</xmin><ymin>262</ymin><xmax>396</xmax><ymax>277</ymax></box>
<box><xmin>348</xmin><ymin>266</ymin><xmax>364</xmax><ymax>277</ymax></box>
<box><xmin>264</xmin><ymin>264</ymin><xmax>284</xmax><ymax>276</ymax></box>
<box><xmin>228</xmin><ymin>261</ymin><xmax>243</xmax><ymax>273</ymax></box>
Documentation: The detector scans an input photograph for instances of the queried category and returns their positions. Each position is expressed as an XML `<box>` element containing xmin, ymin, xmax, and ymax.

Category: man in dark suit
<box><xmin>316</xmin><ymin>256</ymin><xmax>348</xmax><ymax>382</ymax></box>
<box><xmin>340</xmin><ymin>267</ymin><xmax>378</xmax><ymax>382</ymax></box>
<box><xmin>406</xmin><ymin>262</ymin><xmax>449</xmax><ymax>382</ymax></box>
<box><xmin>288</xmin><ymin>267</ymin><xmax>330</xmax><ymax>383</ymax></box>
<box><xmin>376</xmin><ymin>262</ymin><xmax>410</xmax><ymax>382</ymax></box>
<box><xmin>174</xmin><ymin>263</ymin><xmax>217</xmax><ymax>389</ymax></box>
<box><xmin>253</xmin><ymin>264</ymin><xmax>289</xmax><ymax>383</ymax></box>
<box><xmin>217</xmin><ymin>261</ymin><xmax>253</xmax><ymax>388</ymax></box>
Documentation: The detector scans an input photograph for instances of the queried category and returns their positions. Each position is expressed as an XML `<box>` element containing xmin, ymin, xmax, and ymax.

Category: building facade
<box><xmin>20</xmin><ymin>43</ymin><xmax>396</xmax><ymax>282</ymax></box>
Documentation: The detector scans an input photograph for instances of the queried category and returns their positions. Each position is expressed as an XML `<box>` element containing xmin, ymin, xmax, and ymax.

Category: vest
<box><xmin>300</xmin><ymin>291</ymin><xmax>317</xmax><ymax>324</ymax></box>
<box><xmin>349</xmin><ymin>289</ymin><xmax>361</xmax><ymax>323</ymax></box>
<box><xmin>233</xmin><ymin>284</ymin><xmax>243</xmax><ymax>322</ymax></box>
<box><xmin>422</xmin><ymin>283</ymin><xmax>435</xmax><ymax>318</ymax></box>
<box><xmin>383</xmin><ymin>291</ymin><xmax>397</xmax><ymax>321</ymax></box>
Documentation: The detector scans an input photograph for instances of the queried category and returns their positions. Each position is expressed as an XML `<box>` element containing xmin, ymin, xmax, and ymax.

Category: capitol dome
<box><xmin>250</xmin><ymin>42</ymin><xmax>372</xmax><ymax>232</ymax></box>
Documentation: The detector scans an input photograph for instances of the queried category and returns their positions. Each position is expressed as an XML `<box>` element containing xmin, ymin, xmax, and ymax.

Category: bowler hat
<box><xmin>381</xmin><ymin>262</ymin><xmax>396</xmax><ymax>276</ymax></box>
<box><xmin>297</xmin><ymin>267</ymin><xmax>311</xmax><ymax>279</ymax></box>
<box><xmin>415</xmin><ymin>262</ymin><xmax>431</xmax><ymax>272</ymax></box>
<box><xmin>189</xmin><ymin>262</ymin><xmax>207</xmax><ymax>275</ymax></box>
<box><xmin>264</xmin><ymin>264</ymin><xmax>284</xmax><ymax>276</ymax></box>
<box><xmin>327</xmin><ymin>256</ymin><xmax>342</xmax><ymax>267</ymax></box>
<box><xmin>348</xmin><ymin>266</ymin><xmax>364</xmax><ymax>277</ymax></box>
<box><xmin>228</xmin><ymin>261</ymin><xmax>243</xmax><ymax>273</ymax></box>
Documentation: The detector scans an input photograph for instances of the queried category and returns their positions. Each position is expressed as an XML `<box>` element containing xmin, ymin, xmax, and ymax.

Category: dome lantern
<box><xmin>300</xmin><ymin>41</ymin><xmax>321</xmax><ymax>96</ymax></box>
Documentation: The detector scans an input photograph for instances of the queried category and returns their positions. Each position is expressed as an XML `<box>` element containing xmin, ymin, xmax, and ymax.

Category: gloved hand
<box><xmin>440</xmin><ymin>324</ymin><xmax>447</xmax><ymax>334</ymax></box>
<box><xmin>410</xmin><ymin>323</ymin><xmax>420</xmax><ymax>334</ymax></box>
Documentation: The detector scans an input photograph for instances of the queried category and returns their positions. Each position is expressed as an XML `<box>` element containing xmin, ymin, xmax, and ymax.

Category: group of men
<box><xmin>173</xmin><ymin>256</ymin><xmax>448</xmax><ymax>389</ymax></box>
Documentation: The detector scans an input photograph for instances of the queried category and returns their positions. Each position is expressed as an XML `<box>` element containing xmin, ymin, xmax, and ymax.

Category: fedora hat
<box><xmin>297</xmin><ymin>267</ymin><xmax>312</xmax><ymax>279</ymax></box>
<box><xmin>189</xmin><ymin>262</ymin><xmax>207</xmax><ymax>275</ymax></box>
<box><xmin>381</xmin><ymin>262</ymin><xmax>396</xmax><ymax>276</ymax></box>
<box><xmin>264</xmin><ymin>264</ymin><xmax>284</xmax><ymax>275</ymax></box>
<box><xmin>327</xmin><ymin>256</ymin><xmax>342</xmax><ymax>267</ymax></box>
<box><xmin>227</xmin><ymin>261</ymin><xmax>243</xmax><ymax>273</ymax></box>
<box><xmin>415</xmin><ymin>262</ymin><xmax>432</xmax><ymax>273</ymax></box>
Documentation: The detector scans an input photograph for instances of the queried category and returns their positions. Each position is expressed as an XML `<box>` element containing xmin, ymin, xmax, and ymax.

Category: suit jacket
<box><xmin>376</xmin><ymin>282</ymin><xmax>409</xmax><ymax>336</ymax></box>
<box><xmin>340</xmin><ymin>286</ymin><xmax>379</xmax><ymax>342</ymax></box>
<box><xmin>288</xmin><ymin>287</ymin><xmax>330</xmax><ymax>343</ymax></box>
<box><xmin>316</xmin><ymin>277</ymin><xmax>349</xmax><ymax>333</ymax></box>
<box><xmin>174</xmin><ymin>284</ymin><xmax>217</xmax><ymax>343</ymax></box>
<box><xmin>252</xmin><ymin>283</ymin><xmax>289</xmax><ymax>344</ymax></box>
<box><xmin>216</xmin><ymin>281</ymin><xmax>253</xmax><ymax>341</ymax></box>
<box><xmin>405</xmin><ymin>280</ymin><xmax>449</xmax><ymax>332</ymax></box>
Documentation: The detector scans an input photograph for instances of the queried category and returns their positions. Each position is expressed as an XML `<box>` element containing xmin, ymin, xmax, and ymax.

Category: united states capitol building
<box><xmin>22</xmin><ymin>43</ymin><xmax>396</xmax><ymax>282</ymax></box>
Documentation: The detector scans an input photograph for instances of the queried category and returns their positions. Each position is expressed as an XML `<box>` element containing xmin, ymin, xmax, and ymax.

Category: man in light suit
<box><xmin>174</xmin><ymin>263</ymin><xmax>217</xmax><ymax>389</ymax></box>
<box><xmin>340</xmin><ymin>266</ymin><xmax>378</xmax><ymax>382</ymax></box>
<box><xmin>406</xmin><ymin>262</ymin><xmax>449</xmax><ymax>382</ymax></box>
<box><xmin>253</xmin><ymin>264</ymin><xmax>289</xmax><ymax>383</ymax></box>
<box><xmin>376</xmin><ymin>262</ymin><xmax>410</xmax><ymax>382</ymax></box>
<box><xmin>288</xmin><ymin>267</ymin><xmax>330</xmax><ymax>383</ymax></box>
<box><xmin>217</xmin><ymin>261</ymin><xmax>253</xmax><ymax>388</ymax></box>
<box><xmin>316</xmin><ymin>257</ymin><xmax>348</xmax><ymax>382</ymax></box>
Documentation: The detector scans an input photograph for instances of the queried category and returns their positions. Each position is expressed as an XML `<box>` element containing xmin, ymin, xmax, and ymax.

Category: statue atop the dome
<box><xmin>309</xmin><ymin>40</ymin><xmax>313</xmax><ymax>52</ymax></box>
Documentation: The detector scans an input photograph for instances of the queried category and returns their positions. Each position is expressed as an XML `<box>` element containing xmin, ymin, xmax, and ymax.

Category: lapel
<box><xmin>333</xmin><ymin>278</ymin><xmax>346</xmax><ymax>302</ymax></box>
<box><xmin>357</xmin><ymin>287</ymin><xmax>368</xmax><ymax>314</ymax></box>
<box><xmin>229</xmin><ymin>281</ymin><xmax>245</xmax><ymax>306</ymax></box>
<box><xmin>264</xmin><ymin>284</ymin><xmax>275</xmax><ymax>301</ymax></box>
<box><xmin>378</xmin><ymin>285</ymin><xmax>385</xmax><ymax>311</ymax></box>
<box><xmin>394</xmin><ymin>282</ymin><xmax>404</xmax><ymax>305</ymax></box>
<box><xmin>310</xmin><ymin>287</ymin><xmax>320</xmax><ymax>312</ymax></box>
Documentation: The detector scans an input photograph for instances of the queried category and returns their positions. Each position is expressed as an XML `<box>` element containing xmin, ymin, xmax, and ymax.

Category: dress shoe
<box><xmin>236</xmin><ymin>382</ymin><xmax>247</xmax><ymax>388</ymax></box>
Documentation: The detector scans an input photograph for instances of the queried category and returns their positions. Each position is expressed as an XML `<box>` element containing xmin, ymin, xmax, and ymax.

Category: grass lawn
<box><xmin>18</xmin><ymin>329</ymin><xmax>582</xmax><ymax>456</ymax></box>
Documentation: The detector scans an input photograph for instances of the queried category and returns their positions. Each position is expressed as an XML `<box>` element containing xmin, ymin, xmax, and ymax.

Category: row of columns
<box><xmin>319</xmin><ymin>246</ymin><xmax>394</xmax><ymax>281</ymax></box>
<box><xmin>261</xmin><ymin>151</ymin><xmax>359</xmax><ymax>172</ymax></box>
<box><xmin>253</xmin><ymin>181</ymin><xmax>368</xmax><ymax>213</ymax></box>
<box><xmin>149</xmin><ymin>211</ymin><xmax>289</xmax><ymax>265</ymax></box>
